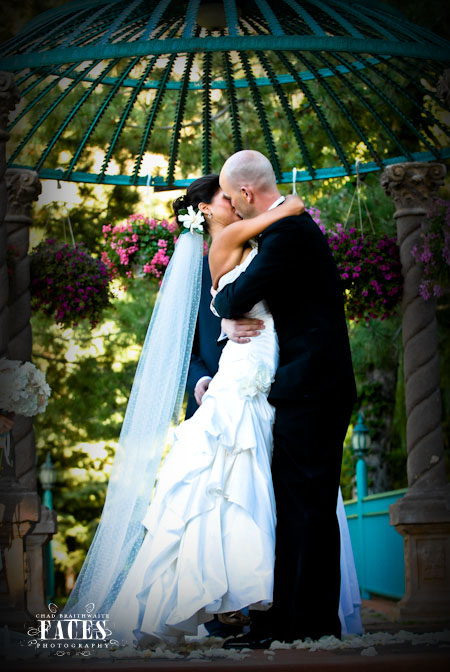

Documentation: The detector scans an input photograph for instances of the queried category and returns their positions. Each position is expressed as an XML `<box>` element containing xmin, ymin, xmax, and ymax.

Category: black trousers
<box><xmin>251</xmin><ymin>397</ymin><xmax>353</xmax><ymax>642</ymax></box>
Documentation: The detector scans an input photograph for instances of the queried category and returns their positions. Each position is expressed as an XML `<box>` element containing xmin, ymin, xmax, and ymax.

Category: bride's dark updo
<box><xmin>173</xmin><ymin>174</ymin><xmax>220</xmax><ymax>233</ymax></box>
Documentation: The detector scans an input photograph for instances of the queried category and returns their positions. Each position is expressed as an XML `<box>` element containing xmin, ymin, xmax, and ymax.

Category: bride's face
<box><xmin>209</xmin><ymin>189</ymin><xmax>239</xmax><ymax>226</ymax></box>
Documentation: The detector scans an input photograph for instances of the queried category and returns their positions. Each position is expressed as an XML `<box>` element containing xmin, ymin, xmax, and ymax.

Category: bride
<box><xmin>65</xmin><ymin>174</ymin><xmax>361</xmax><ymax>647</ymax></box>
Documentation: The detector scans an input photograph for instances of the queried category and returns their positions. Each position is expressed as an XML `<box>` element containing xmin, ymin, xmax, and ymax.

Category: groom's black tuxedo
<box><xmin>214</xmin><ymin>212</ymin><xmax>356</xmax><ymax>641</ymax></box>
<box><xmin>214</xmin><ymin>213</ymin><xmax>356</xmax><ymax>405</ymax></box>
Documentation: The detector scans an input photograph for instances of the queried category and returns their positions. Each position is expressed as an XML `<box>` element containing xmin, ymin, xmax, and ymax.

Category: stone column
<box><xmin>0</xmin><ymin>74</ymin><xmax>42</xmax><ymax>629</ymax></box>
<box><xmin>5</xmin><ymin>169</ymin><xmax>41</xmax><ymax>489</ymax></box>
<box><xmin>4</xmin><ymin>168</ymin><xmax>56</xmax><ymax>619</ymax></box>
<box><xmin>0</xmin><ymin>75</ymin><xmax>56</xmax><ymax>628</ymax></box>
<box><xmin>381</xmin><ymin>161</ymin><xmax>450</xmax><ymax>622</ymax></box>
<box><xmin>0</xmin><ymin>72</ymin><xmax>19</xmax><ymax>357</ymax></box>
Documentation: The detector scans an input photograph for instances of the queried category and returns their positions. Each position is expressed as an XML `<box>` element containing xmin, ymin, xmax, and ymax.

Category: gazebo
<box><xmin>0</xmin><ymin>0</ymin><xmax>449</xmax><ymax>628</ymax></box>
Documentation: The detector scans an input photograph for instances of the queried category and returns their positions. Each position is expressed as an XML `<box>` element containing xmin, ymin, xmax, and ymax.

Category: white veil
<box><xmin>65</xmin><ymin>230</ymin><xmax>204</xmax><ymax>614</ymax></box>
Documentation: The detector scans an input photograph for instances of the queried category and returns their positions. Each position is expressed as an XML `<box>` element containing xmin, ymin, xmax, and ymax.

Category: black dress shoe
<box><xmin>204</xmin><ymin>614</ymin><xmax>243</xmax><ymax>638</ymax></box>
<box><xmin>222</xmin><ymin>631</ymin><xmax>275</xmax><ymax>650</ymax></box>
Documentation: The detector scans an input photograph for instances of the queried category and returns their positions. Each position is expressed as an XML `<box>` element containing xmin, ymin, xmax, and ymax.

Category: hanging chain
<box><xmin>146</xmin><ymin>174</ymin><xmax>153</xmax><ymax>220</ymax></box>
<box><xmin>344</xmin><ymin>159</ymin><xmax>375</xmax><ymax>235</ymax></box>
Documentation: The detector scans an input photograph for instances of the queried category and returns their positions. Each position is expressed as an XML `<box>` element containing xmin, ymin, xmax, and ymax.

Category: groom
<box><xmin>214</xmin><ymin>150</ymin><xmax>356</xmax><ymax>647</ymax></box>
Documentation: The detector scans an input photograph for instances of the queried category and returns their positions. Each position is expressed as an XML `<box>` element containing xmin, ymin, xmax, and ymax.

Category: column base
<box><xmin>390</xmin><ymin>487</ymin><xmax>450</xmax><ymax>623</ymax></box>
<box><xmin>395</xmin><ymin>594</ymin><xmax>450</xmax><ymax>622</ymax></box>
<box><xmin>25</xmin><ymin>506</ymin><xmax>57</xmax><ymax>616</ymax></box>
<box><xmin>0</xmin><ymin>480</ymin><xmax>41</xmax><ymax>630</ymax></box>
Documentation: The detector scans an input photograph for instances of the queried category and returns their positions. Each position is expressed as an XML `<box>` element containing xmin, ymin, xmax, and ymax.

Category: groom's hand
<box><xmin>221</xmin><ymin>318</ymin><xmax>265</xmax><ymax>344</ymax></box>
<box><xmin>194</xmin><ymin>377</ymin><xmax>211</xmax><ymax>405</ymax></box>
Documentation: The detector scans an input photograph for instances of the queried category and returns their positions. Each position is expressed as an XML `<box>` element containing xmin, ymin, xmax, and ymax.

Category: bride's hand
<box><xmin>283</xmin><ymin>193</ymin><xmax>305</xmax><ymax>216</ymax></box>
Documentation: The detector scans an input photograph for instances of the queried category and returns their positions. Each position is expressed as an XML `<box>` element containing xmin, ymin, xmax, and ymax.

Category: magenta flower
<box><xmin>102</xmin><ymin>212</ymin><xmax>179</xmax><ymax>286</ymax></box>
<box><xmin>322</xmin><ymin>223</ymin><xmax>402</xmax><ymax>321</ymax></box>
<box><xmin>412</xmin><ymin>199</ymin><xmax>450</xmax><ymax>301</ymax></box>
<box><xmin>30</xmin><ymin>239</ymin><xmax>111</xmax><ymax>329</ymax></box>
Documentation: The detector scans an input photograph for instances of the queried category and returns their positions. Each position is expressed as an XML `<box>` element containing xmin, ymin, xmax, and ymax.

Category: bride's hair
<box><xmin>173</xmin><ymin>174</ymin><xmax>220</xmax><ymax>233</ymax></box>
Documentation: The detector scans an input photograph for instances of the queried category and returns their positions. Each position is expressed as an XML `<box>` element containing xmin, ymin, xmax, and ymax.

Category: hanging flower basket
<box><xmin>101</xmin><ymin>214</ymin><xmax>179</xmax><ymax>282</ymax></box>
<box><xmin>30</xmin><ymin>239</ymin><xmax>112</xmax><ymax>329</ymax></box>
<box><xmin>325</xmin><ymin>224</ymin><xmax>402</xmax><ymax>321</ymax></box>
<box><xmin>411</xmin><ymin>198</ymin><xmax>450</xmax><ymax>301</ymax></box>
<box><xmin>306</xmin><ymin>207</ymin><xmax>403</xmax><ymax>322</ymax></box>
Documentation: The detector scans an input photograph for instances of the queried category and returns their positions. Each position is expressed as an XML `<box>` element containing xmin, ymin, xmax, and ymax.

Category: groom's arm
<box><xmin>214</xmin><ymin>217</ymin><xmax>300</xmax><ymax>319</ymax></box>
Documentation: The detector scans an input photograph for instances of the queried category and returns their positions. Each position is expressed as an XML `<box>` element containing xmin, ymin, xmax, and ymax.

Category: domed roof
<box><xmin>1</xmin><ymin>0</ymin><xmax>449</xmax><ymax>187</ymax></box>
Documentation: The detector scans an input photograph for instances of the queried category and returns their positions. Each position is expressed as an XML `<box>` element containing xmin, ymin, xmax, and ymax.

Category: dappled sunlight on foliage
<box><xmin>14</xmin><ymin>0</ymin><xmax>448</xmax><ymax>598</ymax></box>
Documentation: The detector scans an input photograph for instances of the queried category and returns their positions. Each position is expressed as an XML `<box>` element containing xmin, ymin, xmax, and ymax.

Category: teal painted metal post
<box><xmin>352</xmin><ymin>411</ymin><xmax>371</xmax><ymax>598</ymax></box>
<box><xmin>43</xmin><ymin>487</ymin><xmax>55</xmax><ymax>601</ymax></box>
<box><xmin>356</xmin><ymin>457</ymin><xmax>368</xmax><ymax>499</ymax></box>
<box><xmin>39</xmin><ymin>454</ymin><xmax>57</xmax><ymax>601</ymax></box>
<box><xmin>356</xmin><ymin>456</ymin><xmax>370</xmax><ymax>598</ymax></box>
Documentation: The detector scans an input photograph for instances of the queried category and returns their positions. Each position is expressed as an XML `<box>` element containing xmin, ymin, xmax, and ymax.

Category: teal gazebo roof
<box><xmin>1</xmin><ymin>0</ymin><xmax>449</xmax><ymax>188</ymax></box>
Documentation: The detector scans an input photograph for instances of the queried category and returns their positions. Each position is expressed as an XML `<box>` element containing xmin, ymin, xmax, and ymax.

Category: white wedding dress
<box><xmin>109</xmin><ymin>248</ymin><xmax>362</xmax><ymax>647</ymax></box>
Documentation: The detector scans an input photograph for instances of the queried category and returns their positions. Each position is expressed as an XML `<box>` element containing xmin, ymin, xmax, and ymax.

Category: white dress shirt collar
<box><xmin>267</xmin><ymin>195</ymin><xmax>286</xmax><ymax>211</ymax></box>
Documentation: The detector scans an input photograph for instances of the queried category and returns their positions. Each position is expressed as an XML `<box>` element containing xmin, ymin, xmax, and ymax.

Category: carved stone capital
<box><xmin>0</xmin><ymin>71</ymin><xmax>20</xmax><ymax>132</ymax></box>
<box><xmin>437</xmin><ymin>69</ymin><xmax>450</xmax><ymax>109</ymax></box>
<box><xmin>5</xmin><ymin>169</ymin><xmax>41</xmax><ymax>218</ymax></box>
<box><xmin>380</xmin><ymin>162</ymin><xmax>446</xmax><ymax>217</ymax></box>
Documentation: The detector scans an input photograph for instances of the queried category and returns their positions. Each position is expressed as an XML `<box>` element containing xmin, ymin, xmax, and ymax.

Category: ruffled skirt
<box><xmin>109</xmin><ymin>339</ymin><xmax>278</xmax><ymax>646</ymax></box>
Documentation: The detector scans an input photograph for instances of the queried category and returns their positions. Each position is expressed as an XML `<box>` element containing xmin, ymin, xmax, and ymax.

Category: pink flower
<box><xmin>419</xmin><ymin>281</ymin><xmax>431</xmax><ymax>300</ymax></box>
<box><xmin>167</xmin><ymin>219</ymin><xmax>178</xmax><ymax>233</ymax></box>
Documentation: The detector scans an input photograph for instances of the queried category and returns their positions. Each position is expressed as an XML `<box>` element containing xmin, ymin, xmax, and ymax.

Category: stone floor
<box><xmin>2</xmin><ymin>597</ymin><xmax>450</xmax><ymax>671</ymax></box>
<box><xmin>360</xmin><ymin>597</ymin><xmax>411</xmax><ymax>631</ymax></box>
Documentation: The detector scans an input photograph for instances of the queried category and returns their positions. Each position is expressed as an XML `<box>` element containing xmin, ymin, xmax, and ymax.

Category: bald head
<box><xmin>220</xmin><ymin>150</ymin><xmax>280</xmax><ymax>218</ymax></box>
<box><xmin>222</xmin><ymin>150</ymin><xmax>277</xmax><ymax>191</ymax></box>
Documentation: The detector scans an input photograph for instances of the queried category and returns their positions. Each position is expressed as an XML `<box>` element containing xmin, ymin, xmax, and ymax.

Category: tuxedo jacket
<box><xmin>185</xmin><ymin>256</ymin><xmax>225</xmax><ymax>419</ymax></box>
<box><xmin>214</xmin><ymin>213</ymin><xmax>356</xmax><ymax>406</ymax></box>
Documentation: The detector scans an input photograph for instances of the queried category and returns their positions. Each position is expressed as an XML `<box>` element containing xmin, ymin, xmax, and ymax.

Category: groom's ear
<box><xmin>240</xmin><ymin>186</ymin><xmax>254</xmax><ymax>204</ymax></box>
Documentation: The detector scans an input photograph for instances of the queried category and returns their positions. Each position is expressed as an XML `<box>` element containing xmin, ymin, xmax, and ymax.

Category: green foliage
<box><xmin>340</xmin><ymin>445</ymin><xmax>356</xmax><ymax>502</ymax></box>
<box><xmin>33</xmin><ymin>182</ymin><xmax>141</xmax><ymax>255</ymax></box>
<box><xmin>346</xmin><ymin>317</ymin><xmax>406</xmax><ymax>493</ymax></box>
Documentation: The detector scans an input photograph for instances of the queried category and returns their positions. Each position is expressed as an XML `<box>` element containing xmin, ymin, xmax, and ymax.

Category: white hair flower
<box><xmin>178</xmin><ymin>205</ymin><xmax>205</xmax><ymax>234</ymax></box>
